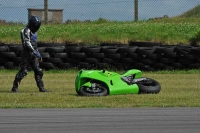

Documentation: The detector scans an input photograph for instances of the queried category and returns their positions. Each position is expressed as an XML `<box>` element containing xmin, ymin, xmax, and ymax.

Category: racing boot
<box><xmin>39</xmin><ymin>87</ymin><xmax>50</xmax><ymax>92</ymax></box>
<box><xmin>11</xmin><ymin>80</ymin><xmax>20</xmax><ymax>93</ymax></box>
<box><xmin>35</xmin><ymin>74</ymin><xmax>51</xmax><ymax>92</ymax></box>
<box><xmin>11</xmin><ymin>69</ymin><xmax>28</xmax><ymax>93</ymax></box>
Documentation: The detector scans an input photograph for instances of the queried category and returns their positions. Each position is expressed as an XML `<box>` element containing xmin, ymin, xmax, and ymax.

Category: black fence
<box><xmin>0</xmin><ymin>42</ymin><xmax>200</xmax><ymax>71</ymax></box>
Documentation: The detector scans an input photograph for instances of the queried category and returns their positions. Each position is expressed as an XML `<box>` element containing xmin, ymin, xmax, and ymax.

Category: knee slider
<box><xmin>35</xmin><ymin>68</ymin><xmax>43</xmax><ymax>76</ymax></box>
<box><xmin>21</xmin><ymin>69</ymin><xmax>28</xmax><ymax>76</ymax></box>
<box><xmin>17</xmin><ymin>68</ymin><xmax>28</xmax><ymax>79</ymax></box>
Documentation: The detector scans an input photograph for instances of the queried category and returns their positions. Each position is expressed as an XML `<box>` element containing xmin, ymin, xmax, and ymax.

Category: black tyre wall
<box><xmin>1</xmin><ymin>43</ymin><xmax>200</xmax><ymax>70</ymax></box>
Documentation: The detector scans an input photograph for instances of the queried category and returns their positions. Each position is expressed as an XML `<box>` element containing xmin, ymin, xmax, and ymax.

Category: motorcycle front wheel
<box><xmin>79</xmin><ymin>82</ymin><xmax>108</xmax><ymax>96</ymax></box>
<box><xmin>137</xmin><ymin>78</ymin><xmax>161</xmax><ymax>94</ymax></box>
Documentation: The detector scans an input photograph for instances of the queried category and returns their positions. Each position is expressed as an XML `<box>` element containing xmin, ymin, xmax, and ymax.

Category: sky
<box><xmin>0</xmin><ymin>0</ymin><xmax>200</xmax><ymax>23</ymax></box>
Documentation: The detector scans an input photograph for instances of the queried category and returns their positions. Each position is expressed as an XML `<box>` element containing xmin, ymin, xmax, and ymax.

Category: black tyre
<box><xmin>3</xmin><ymin>62</ymin><xmax>14</xmax><ymax>69</ymax></box>
<box><xmin>172</xmin><ymin>63</ymin><xmax>185</xmax><ymax>70</ymax></box>
<box><xmin>153</xmin><ymin>63</ymin><xmax>165</xmax><ymax>70</ymax></box>
<box><xmin>140</xmin><ymin>59</ymin><xmax>153</xmax><ymax>65</ymax></box>
<box><xmin>118</xmin><ymin>46</ymin><xmax>138</xmax><ymax>53</ymax></box>
<box><xmin>121</xmin><ymin>58</ymin><xmax>134</xmax><ymax>64</ymax></box>
<box><xmin>0</xmin><ymin>66</ymin><xmax>4</xmax><ymax>69</ymax></box>
<box><xmin>13</xmin><ymin>57</ymin><xmax>22</xmax><ymax>64</ymax></box>
<box><xmin>100</xmin><ymin>42</ymin><xmax>126</xmax><ymax>47</ymax></box>
<box><xmin>38</xmin><ymin>47</ymin><xmax>47</xmax><ymax>53</ymax></box>
<box><xmin>54</xmin><ymin>53</ymin><xmax>68</xmax><ymax>58</ymax></box>
<box><xmin>0</xmin><ymin>57</ymin><xmax>8</xmax><ymax>65</ymax></box>
<box><xmin>81</xmin><ymin>46</ymin><xmax>101</xmax><ymax>53</ymax></box>
<box><xmin>146</xmin><ymin>54</ymin><xmax>159</xmax><ymax>60</ymax></box>
<box><xmin>84</xmin><ymin>58</ymin><xmax>99</xmax><ymax>64</ymax></box>
<box><xmin>129</xmin><ymin>41</ymin><xmax>161</xmax><ymax>47</ymax></box>
<box><xmin>175</xmin><ymin>46</ymin><xmax>190</xmax><ymax>56</ymax></box>
<box><xmin>164</xmin><ymin>52</ymin><xmax>177</xmax><ymax>58</ymax></box>
<box><xmin>45</xmin><ymin>47</ymin><xmax>65</xmax><ymax>53</ymax></box>
<box><xmin>159</xmin><ymin>58</ymin><xmax>170</xmax><ymax>64</ymax></box>
<box><xmin>70</xmin><ymin>52</ymin><xmax>86</xmax><ymax>59</ymax></box>
<box><xmin>190</xmin><ymin>47</ymin><xmax>200</xmax><ymax>56</ymax></box>
<box><xmin>179</xmin><ymin>59</ymin><xmax>192</xmax><ymax>66</ymax></box>
<box><xmin>137</xmin><ymin>78</ymin><xmax>161</xmax><ymax>94</ymax></box>
<box><xmin>136</xmin><ymin>47</ymin><xmax>155</xmax><ymax>56</ymax></box>
<box><xmin>40</xmin><ymin>52</ymin><xmax>50</xmax><ymax>58</ymax></box>
<box><xmin>100</xmin><ymin>46</ymin><xmax>118</xmax><ymax>54</ymax></box>
<box><xmin>133</xmin><ymin>63</ymin><xmax>145</xmax><ymax>70</ymax></box>
<box><xmin>47</xmin><ymin>58</ymin><xmax>63</xmax><ymax>64</ymax></box>
<box><xmin>155</xmin><ymin>46</ymin><xmax>175</xmax><ymax>54</ymax></box>
<box><xmin>127</xmin><ymin>53</ymin><xmax>142</xmax><ymax>60</ymax></box>
<box><xmin>9</xmin><ymin>45</ymin><xmax>23</xmax><ymax>52</ymax></box>
<box><xmin>38</xmin><ymin>42</ymin><xmax>66</xmax><ymax>47</ymax></box>
<box><xmin>58</xmin><ymin>63</ymin><xmax>71</xmax><ymax>69</ymax></box>
<box><xmin>66</xmin><ymin>58</ymin><xmax>80</xmax><ymax>64</ymax></box>
<box><xmin>39</xmin><ymin>62</ymin><xmax>55</xmax><ymax>70</ymax></box>
<box><xmin>108</xmin><ymin>53</ymin><xmax>121</xmax><ymax>60</ymax></box>
<box><xmin>164</xmin><ymin>66</ymin><xmax>174</xmax><ymax>70</ymax></box>
<box><xmin>197</xmin><ymin>58</ymin><xmax>200</xmax><ymax>63</ymax></box>
<box><xmin>103</xmin><ymin>58</ymin><xmax>114</xmax><ymax>64</ymax></box>
<box><xmin>65</xmin><ymin>46</ymin><xmax>82</xmax><ymax>52</ymax></box>
<box><xmin>78</xmin><ymin>81</ymin><xmax>108</xmax><ymax>96</ymax></box>
<box><xmin>183</xmin><ymin>55</ymin><xmax>196</xmax><ymax>61</ymax></box>
<box><xmin>96</xmin><ymin>63</ymin><xmax>108</xmax><ymax>69</ymax></box>
<box><xmin>0</xmin><ymin>46</ymin><xmax>9</xmax><ymax>52</ymax></box>
<box><xmin>189</xmin><ymin>63</ymin><xmax>200</xmax><ymax>69</ymax></box>
<box><xmin>90</xmin><ymin>53</ymin><xmax>105</xmax><ymax>59</ymax></box>
<box><xmin>0</xmin><ymin>52</ymin><xmax>16</xmax><ymax>58</ymax></box>
<box><xmin>77</xmin><ymin>62</ymin><xmax>90</xmax><ymax>70</ymax></box>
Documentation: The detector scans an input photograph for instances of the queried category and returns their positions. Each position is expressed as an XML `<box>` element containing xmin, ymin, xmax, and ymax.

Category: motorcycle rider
<box><xmin>11</xmin><ymin>15</ymin><xmax>50</xmax><ymax>92</ymax></box>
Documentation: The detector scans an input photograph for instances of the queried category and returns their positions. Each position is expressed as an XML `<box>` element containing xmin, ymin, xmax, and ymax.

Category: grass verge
<box><xmin>0</xmin><ymin>69</ymin><xmax>199</xmax><ymax>108</ymax></box>
<box><xmin>1</xmin><ymin>17</ymin><xmax>200</xmax><ymax>45</ymax></box>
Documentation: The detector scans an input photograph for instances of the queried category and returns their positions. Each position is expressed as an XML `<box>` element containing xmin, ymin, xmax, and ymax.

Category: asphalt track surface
<box><xmin>0</xmin><ymin>108</ymin><xmax>199</xmax><ymax>133</ymax></box>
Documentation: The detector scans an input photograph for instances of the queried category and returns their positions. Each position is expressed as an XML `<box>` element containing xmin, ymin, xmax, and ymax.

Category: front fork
<box><xmin>81</xmin><ymin>82</ymin><xmax>101</xmax><ymax>92</ymax></box>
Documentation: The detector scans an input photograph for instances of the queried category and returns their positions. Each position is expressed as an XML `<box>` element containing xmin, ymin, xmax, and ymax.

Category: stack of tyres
<box><xmin>8</xmin><ymin>45</ymin><xmax>23</xmax><ymax>69</ymax></box>
<box><xmin>154</xmin><ymin>46</ymin><xmax>176</xmax><ymax>70</ymax></box>
<box><xmin>187</xmin><ymin>47</ymin><xmax>200</xmax><ymax>69</ymax></box>
<box><xmin>100</xmin><ymin>46</ymin><xmax>119</xmax><ymax>69</ymax></box>
<box><xmin>80</xmin><ymin>46</ymin><xmax>102</xmax><ymax>69</ymax></box>
<box><xmin>175</xmin><ymin>46</ymin><xmax>200</xmax><ymax>69</ymax></box>
<box><xmin>134</xmin><ymin>47</ymin><xmax>156</xmax><ymax>71</ymax></box>
<box><xmin>0</xmin><ymin>45</ymin><xmax>9</xmax><ymax>69</ymax></box>
<box><xmin>0</xmin><ymin>45</ymin><xmax>22</xmax><ymax>69</ymax></box>
<box><xmin>65</xmin><ymin>45</ymin><xmax>83</xmax><ymax>69</ymax></box>
<box><xmin>0</xmin><ymin>43</ymin><xmax>200</xmax><ymax>71</ymax></box>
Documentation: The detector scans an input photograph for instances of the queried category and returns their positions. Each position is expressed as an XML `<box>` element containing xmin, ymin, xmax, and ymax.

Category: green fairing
<box><xmin>75</xmin><ymin>69</ymin><xmax>142</xmax><ymax>95</ymax></box>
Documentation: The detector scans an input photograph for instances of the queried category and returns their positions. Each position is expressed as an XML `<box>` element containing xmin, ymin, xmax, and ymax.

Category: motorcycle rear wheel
<box><xmin>137</xmin><ymin>78</ymin><xmax>161</xmax><ymax>94</ymax></box>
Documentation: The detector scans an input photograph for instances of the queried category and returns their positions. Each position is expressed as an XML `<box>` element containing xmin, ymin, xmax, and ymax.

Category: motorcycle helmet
<box><xmin>28</xmin><ymin>15</ymin><xmax>41</xmax><ymax>33</ymax></box>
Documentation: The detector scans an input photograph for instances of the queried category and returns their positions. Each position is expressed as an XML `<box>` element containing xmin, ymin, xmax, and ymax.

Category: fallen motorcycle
<box><xmin>75</xmin><ymin>69</ymin><xmax>161</xmax><ymax>96</ymax></box>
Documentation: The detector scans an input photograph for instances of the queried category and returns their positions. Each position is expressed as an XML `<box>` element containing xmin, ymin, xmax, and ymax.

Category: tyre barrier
<box><xmin>0</xmin><ymin>43</ymin><xmax>200</xmax><ymax>71</ymax></box>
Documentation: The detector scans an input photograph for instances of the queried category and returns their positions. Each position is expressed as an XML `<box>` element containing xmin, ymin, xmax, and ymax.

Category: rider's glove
<box><xmin>32</xmin><ymin>50</ymin><xmax>42</xmax><ymax>58</ymax></box>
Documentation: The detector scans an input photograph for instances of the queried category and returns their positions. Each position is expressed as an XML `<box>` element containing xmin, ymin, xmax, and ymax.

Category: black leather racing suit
<box><xmin>12</xmin><ymin>26</ymin><xmax>45</xmax><ymax>92</ymax></box>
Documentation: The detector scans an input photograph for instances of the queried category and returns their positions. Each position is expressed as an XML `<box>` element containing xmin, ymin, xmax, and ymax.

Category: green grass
<box><xmin>0</xmin><ymin>69</ymin><xmax>200</xmax><ymax>108</ymax></box>
<box><xmin>1</xmin><ymin>17</ymin><xmax>200</xmax><ymax>45</ymax></box>
<box><xmin>179</xmin><ymin>5</ymin><xmax>200</xmax><ymax>18</ymax></box>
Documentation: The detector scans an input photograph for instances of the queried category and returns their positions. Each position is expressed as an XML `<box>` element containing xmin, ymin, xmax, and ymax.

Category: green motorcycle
<box><xmin>75</xmin><ymin>69</ymin><xmax>161</xmax><ymax>96</ymax></box>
